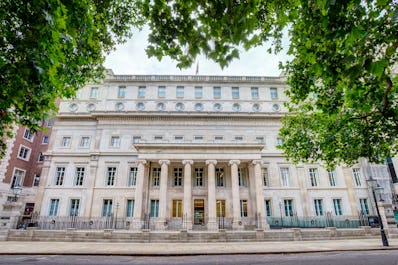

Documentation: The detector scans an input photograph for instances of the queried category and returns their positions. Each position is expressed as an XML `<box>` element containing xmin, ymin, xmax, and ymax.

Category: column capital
<box><xmin>229</xmin><ymin>160</ymin><xmax>241</xmax><ymax>166</ymax></box>
<box><xmin>252</xmin><ymin>160</ymin><xmax>263</xmax><ymax>166</ymax></box>
<box><xmin>137</xmin><ymin>159</ymin><xmax>147</xmax><ymax>166</ymax></box>
<box><xmin>182</xmin><ymin>160</ymin><xmax>194</xmax><ymax>165</ymax></box>
<box><xmin>158</xmin><ymin>160</ymin><xmax>170</xmax><ymax>165</ymax></box>
<box><xmin>205</xmin><ymin>160</ymin><xmax>217</xmax><ymax>166</ymax></box>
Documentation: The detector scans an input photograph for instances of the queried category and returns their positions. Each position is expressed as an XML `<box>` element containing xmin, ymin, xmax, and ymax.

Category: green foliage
<box><xmin>0</xmin><ymin>0</ymin><xmax>144</xmax><ymax>157</ymax></box>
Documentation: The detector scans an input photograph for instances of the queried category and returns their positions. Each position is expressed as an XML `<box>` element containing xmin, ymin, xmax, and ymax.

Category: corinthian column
<box><xmin>132</xmin><ymin>159</ymin><xmax>146</xmax><ymax>230</ymax></box>
<box><xmin>206</xmin><ymin>160</ymin><xmax>217</xmax><ymax>230</ymax></box>
<box><xmin>158</xmin><ymin>160</ymin><xmax>170</xmax><ymax>229</ymax></box>
<box><xmin>183</xmin><ymin>160</ymin><xmax>193</xmax><ymax>230</ymax></box>
<box><xmin>230</xmin><ymin>160</ymin><xmax>242</xmax><ymax>230</ymax></box>
<box><xmin>252</xmin><ymin>160</ymin><xmax>269</xmax><ymax>229</ymax></box>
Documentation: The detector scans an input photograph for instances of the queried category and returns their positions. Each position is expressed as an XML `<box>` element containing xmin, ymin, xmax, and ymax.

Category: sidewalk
<box><xmin>0</xmin><ymin>239</ymin><xmax>397</xmax><ymax>256</ymax></box>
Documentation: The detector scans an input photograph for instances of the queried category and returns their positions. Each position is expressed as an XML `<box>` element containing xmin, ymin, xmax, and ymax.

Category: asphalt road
<box><xmin>1</xmin><ymin>251</ymin><xmax>398</xmax><ymax>265</ymax></box>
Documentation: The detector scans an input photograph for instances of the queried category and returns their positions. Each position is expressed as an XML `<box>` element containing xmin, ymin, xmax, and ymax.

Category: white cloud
<box><xmin>104</xmin><ymin>28</ymin><xmax>291</xmax><ymax>76</ymax></box>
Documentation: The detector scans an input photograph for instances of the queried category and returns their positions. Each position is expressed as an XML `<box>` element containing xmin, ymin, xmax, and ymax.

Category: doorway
<box><xmin>194</xmin><ymin>199</ymin><xmax>205</xmax><ymax>225</ymax></box>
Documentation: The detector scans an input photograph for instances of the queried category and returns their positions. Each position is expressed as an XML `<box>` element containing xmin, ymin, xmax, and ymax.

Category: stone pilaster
<box><xmin>158</xmin><ymin>160</ymin><xmax>170</xmax><ymax>229</ymax></box>
<box><xmin>182</xmin><ymin>160</ymin><xmax>193</xmax><ymax>230</ymax></box>
<box><xmin>132</xmin><ymin>159</ymin><xmax>146</xmax><ymax>230</ymax></box>
<box><xmin>230</xmin><ymin>159</ymin><xmax>242</xmax><ymax>230</ymax></box>
<box><xmin>252</xmin><ymin>160</ymin><xmax>269</xmax><ymax>229</ymax></box>
<box><xmin>206</xmin><ymin>160</ymin><xmax>218</xmax><ymax>230</ymax></box>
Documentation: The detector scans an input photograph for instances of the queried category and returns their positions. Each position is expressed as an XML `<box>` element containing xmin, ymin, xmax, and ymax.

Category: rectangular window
<box><xmin>138</xmin><ymin>86</ymin><xmax>146</xmax><ymax>97</ymax></box>
<box><xmin>276</xmin><ymin>137</ymin><xmax>283</xmax><ymax>146</ymax></box>
<box><xmin>152</xmin><ymin>168</ymin><xmax>161</xmax><ymax>186</ymax></box>
<box><xmin>49</xmin><ymin>199</ymin><xmax>59</xmax><ymax>216</ymax></box>
<box><xmin>11</xmin><ymin>169</ymin><xmax>25</xmax><ymax>188</ymax></box>
<box><xmin>280</xmin><ymin>167</ymin><xmax>290</xmax><ymax>187</ymax></box>
<box><xmin>33</xmin><ymin>174</ymin><xmax>40</xmax><ymax>186</ymax></box>
<box><xmin>240</xmin><ymin>200</ymin><xmax>248</xmax><ymax>217</ymax></box>
<box><xmin>194</xmin><ymin>86</ymin><xmax>203</xmax><ymax>98</ymax></box>
<box><xmin>328</xmin><ymin>170</ymin><xmax>337</xmax><ymax>186</ymax></box>
<box><xmin>110</xmin><ymin>136</ymin><xmax>120</xmax><ymax>148</ymax></box>
<box><xmin>314</xmin><ymin>199</ymin><xmax>323</xmax><ymax>216</ymax></box>
<box><xmin>128</xmin><ymin>167</ymin><xmax>137</xmax><ymax>186</ymax></box>
<box><xmin>69</xmin><ymin>199</ymin><xmax>80</xmax><ymax>216</ymax></box>
<box><xmin>118</xmin><ymin>86</ymin><xmax>126</xmax><ymax>98</ymax></box>
<box><xmin>270</xmin><ymin>87</ymin><xmax>278</xmax><ymax>99</ymax></box>
<box><xmin>309</xmin><ymin>168</ymin><xmax>319</xmax><ymax>187</ymax></box>
<box><xmin>231</xmin><ymin>87</ymin><xmax>239</xmax><ymax>99</ymax></box>
<box><xmin>284</xmin><ymin>199</ymin><xmax>294</xmax><ymax>216</ymax></box>
<box><xmin>194</xmin><ymin>136</ymin><xmax>204</xmax><ymax>141</ymax></box>
<box><xmin>359</xmin><ymin>198</ymin><xmax>369</xmax><ymax>215</ymax></box>
<box><xmin>265</xmin><ymin>200</ymin><xmax>272</xmax><ymax>216</ymax></box>
<box><xmin>158</xmin><ymin>86</ymin><xmax>166</xmax><ymax>98</ymax></box>
<box><xmin>352</xmin><ymin>168</ymin><xmax>362</xmax><ymax>186</ymax></box>
<box><xmin>333</xmin><ymin>199</ymin><xmax>343</xmax><ymax>216</ymax></box>
<box><xmin>106</xmin><ymin>167</ymin><xmax>116</xmax><ymax>186</ymax></box>
<box><xmin>214</xmin><ymin>136</ymin><xmax>223</xmax><ymax>141</ymax></box>
<box><xmin>55</xmin><ymin>167</ymin><xmax>65</xmax><ymax>186</ymax></box>
<box><xmin>173</xmin><ymin>168</ymin><xmax>183</xmax><ymax>186</ymax></box>
<box><xmin>262</xmin><ymin>168</ymin><xmax>269</xmax><ymax>186</ymax></box>
<box><xmin>61</xmin><ymin>137</ymin><xmax>71</xmax><ymax>147</ymax></box>
<box><xmin>251</xmin><ymin>87</ymin><xmax>259</xmax><ymax>99</ymax></box>
<box><xmin>213</xmin><ymin>87</ymin><xmax>221</xmax><ymax>99</ymax></box>
<box><xmin>18</xmin><ymin>145</ymin><xmax>31</xmax><ymax>160</ymax></box>
<box><xmin>132</xmin><ymin>136</ymin><xmax>141</xmax><ymax>144</ymax></box>
<box><xmin>154</xmin><ymin>136</ymin><xmax>163</xmax><ymax>141</ymax></box>
<box><xmin>256</xmin><ymin>136</ymin><xmax>265</xmax><ymax>144</ymax></box>
<box><xmin>174</xmin><ymin>136</ymin><xmax>184</xmax><ymax>141</ymax></box>
<box><xmin>235</xmin><ymin>136</ymin><xmax>243</xmax><ymax>141</ymax></box>
<box><xmin>79</xmin><ymin>137</ymin><xmax>90</xmax><ymax>147</ymax></box>
<box><xmin>238</xmin><ymin>168</ymin><xmax>247</xmax><ymax>187</ymax></box>
<box><xmin>172</xmin><ymin>200</ymin><xmax>183</xmax><ymax>218</ymax></box>
<box><xmin>38</xmin><ymin>152</ymin><xmax>45</xmax><ymax>162</ymax></box>
<box><xmin>90</xmin><ymin>87</ymin><xmax>98</xmax><ymax>98</ymax></box>
<box><xmin>216</xmin><ymin>168</ymin><xmax>224</xmax><ymax>187</ymax></box>
<box><xmin>74</xmin><ymin>167</ymin><xmax>85</xmax><ymax>186</ymax></box>
<box><xmin>150</xmin><ymin>200</ymin><xmax>159</xmax><ymax>217</ymax></box>
<box><xmin>102</xmin><ymin>199</ymin><xmax>113</xmax><ymax>217</ymax></box>
<box><xmin>23</xmin><ymin>129</ymin><xmax>34</xmax><ymax>141</ymax></box>
<box><xmin>216</xmin><ymin>200</ymin><xmax>226</xmax><ymax>217</ymax></box>
<box><xmin>42</xmin><ymin>135</ymin><xmax>49</xmax><ymax>144</ymax></box>
<box><xmin>176</xmin><ymin>86</ymin><xmax>184</xmax><ymax>98</ymax></box>
<box><xmin>47</xmin><ymin>119</ymin><xmax>54</xmax><ymax>127</ymax></box>
<box><xmin>126</xmin><ymin>199</ymin><xmax>134</xmax><ymax>217</ymax></box>
<box><xmin>194</xmin><ymin>168</ymin><xmax>204</xmax><ymax>187</ymax></box>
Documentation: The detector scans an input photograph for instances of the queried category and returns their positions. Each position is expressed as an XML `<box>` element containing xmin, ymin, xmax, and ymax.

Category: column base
<box><xmin>232</xmin><ymin>219</ymin><xmax>243</xmax><ymax>230</ymax></box>
<box><xmin>258</xmin><ymin>218</ymin><xmax>270</xmax><ymax>230</ymax></box>
<box><xmin>207</xmin><ymin>219</ymin><xmax>218</xmax><ymax>231</ymax></box>
<box><xmin>184</xmin><ymin>219</ymin><xmax>193</xmax><ymax>231</ymax></box>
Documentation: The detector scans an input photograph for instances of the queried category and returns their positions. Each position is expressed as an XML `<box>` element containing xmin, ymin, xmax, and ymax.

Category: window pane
<box><xmin>195</xmin><ymin>86</ymin><xmax>203</xmax><ymax>98</ymax></box>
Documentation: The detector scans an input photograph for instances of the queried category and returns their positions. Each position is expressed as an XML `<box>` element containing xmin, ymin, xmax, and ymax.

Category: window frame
<box><xmin>231</xmin><ymin>87</ymin><xmax>240</xmax><ymax>99</ymax></box>
<box><xmin>118</xmin><ymin>86</ymin><xmax>126</xmax><ymax>98</ymax></box>
<box><xmin>54</xmin><ymin>167</ymin><xmax>65</xmax><ymax>186</ymax></box>
<box><xmin>74</xmin><ymin>167</ymin><xmax>85</xmax><ymax>186</ymax></box>
<box><xmin>17</xmin><ymin>145</ymin><xmax>31</xmax><ymax>161</ymax></box>
<box><xmin>23</xmin><ymin>128</ymin><xmax>34</xmax><ymax>142</ymax></box>
<box><xmin>106</xmin><ymin>167</ymin><xmax>117</xmax><ymax>186</ymax></box>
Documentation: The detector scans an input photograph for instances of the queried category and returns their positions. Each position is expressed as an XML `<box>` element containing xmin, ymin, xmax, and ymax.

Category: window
<box><xmin>110</xmin><ymin>136</ymin><xmax>120</xmax><ymax>147</ymax></box>
<box><xmin>265</xmin><ymin>200</ymin><xmax>272</xmax><ymax>216</ymax></box>
<box><xmin>235</xmin><ymin>136</ymin><xmax>243</xmax><ymax>141</ymax></box>
<box><xmin>175</xmin><ymin>102</ymin><xmax>185</xmax><ymax>111</ymax></box>
<box><xmin>90</xmin><ymin>87</ymin><xmax>98</xmax><ymax>98</ymax></box>
<box><xmin>352</xmin><ymin>168</ymin><xmax>362</xmax><ymax>186</ymax></box>
<box><xmin>333</xmin><ymin>199</ymin><xmax>343</xmax><ymax>216</ymax></box>
<box><xmin>61</xmin><ymin>137</ymin><xmax>71</xmax><ymax>147</ymax></box>
<box><xmin>252</xmin><ymin>103</ymin><xmax>261</xmax><ymax>111</ymax></box>
<box><xmin>172</xmin><ymin>200</ymin><xmax>182</xmax><ymax>217</ymax></box>
<box><xmin>238</xmin><ymin>168</ymin><xmax>247</xmax><ymax>187</ymax></box>
<box><xmin>328</xmin><ymin>170</ymin><xmax>337</xmax><ymax>186</ymax></box>
<box><xmin>195</xmin><ymin>86</ymin><xmax>203</xmax><ymax>98</ymax></box>
<box><xmin>150</xmin><ymin>200</ymin><xmax>159</xmax><ymax>217</ymax></box>
<box><xmin>270</xmin><ymin>87</ymin><xmax>278</xmax><ymax>99</ymax></box>
<box><xmin>69</xmin><ymin>199</ymin><xmax>80</xmax><ymax>216</ymax></box>
<box><xmin>132</xmin><ymin>136</ymin><xmax>141</xmax><ymax>144</ymax></box>
<box><xmin>173</xmin><ymin>168</ymin><xmax>183</xmax><ymax>186</ymax></box>
<box><xmin>128</xmin><ymin>167</ymin><xmax>137</xmax><ymax>186</ymax></box>
<box><xmin>118</xmin><ymin>86</ymin><xmax>126</xmax><ymax>98</ymax></box>
<box><xmin>359</xmin><ymin>198</ymin><xmax>369</xmax><ymax>215</ymax></box>
<box><xmin>240</xmin><ymin>200</ymin><xmax>248</xmax><ymax>217</ymax></box>
<box><xmin>102</xmin><ymin>199</ymin><xmax>113</xmax><ymax>217</ymax></box>
<box><xmin>284</xmin><ymin>199</ymin><xmax>294</xmax><ymax>216</ymax></box>
<box><xmin>138</xmin><ymin>86</ymin><xmax>146</xmax><ymax>97</ymax></box>
<box><xmin>256</xmin><ymin>136</ymin><xmax>265</xmax><ymax>144</ymax></box>
<box><xmin>158</xmin><ymin>86</ymin><xmax>166</xmax><ymax>98</ymax></box>
<box><xmin>38</xmin><ymin>152</ymin><xmax>45</xmax><ymax>162</ymax></box>
<box><xmin>49</xmin><ymin>199</ymin><xmax>59</xmax><ymax>216</ymax></box>
<box><xmin>213</xmin><ymin>103</ymin><xmax>222</xmax><ymax>111</ymax></box>
<box><xmin>55</xmin><ymin>167</ymin><xmax>65</xmax><ymax>186</ymax></box>
<box><xmin>214</xmin><ymin>136</ymin><xmax>223</xmax><ymax>141</ymax></box>
<box><xmin>216</xmin><ymin>200</ymin><xmax>225</xmax><ymax>217</ymax></box>
<box><xmin>213</xmin><ymin>87</ymin><xmax>221</xmax><ymax>99</ymax></box>
<box><xmin>74</xmin><ymin>167</ymin><xmax>85</xmax><ymax>186</ymax></box>
<box><xmin>23</xmin><ymin>129</ymin><xmax>34</xmax><ymax>141</ymax></box>
<box><xmin>194</xmin><ymin>103</ymin><xmax>204</xmax><ymax>111</ymax></box>
<box><xmin>11</xmin><ymin>169</ymin><xmax>25</xmax><ymax>188</ymax></box>
<box><xmin>157</xmin><ymin>102</ymin><xmax>166</xmax><ymax>111</ymax></box>
<box><xmin>232</xmin><ymin>103</ymin><xmax>241</xmax><ymax>111</ymax></box>
<box><xmin>80</xmin><ymin>137</ymin><xmax>90</xmax><ymax>147</ymax></box>
<box><xmin>276</xmin><ymin>137</ymin><xmax>283</xmax><ymax>146</ymax></box>
<box><xmin>106</xmin><ymin>167</ymin><xmax>116</xmax><ymax>186</ymax></box>
<box><xmin>194</xmin><ymin>136</ymin><xmax>203</xmax><ymax>141</ymax></box>
<box><xmin>314</xmin><ymin>199</ymin><xmax>323</xmax><ymax>216</ymax></box>
<box><xmin>309</xmin><ymin>168</ymin><xmax>319</xmax><ymax>187</ymax></box>
<box><xmin>280</xmin><ymin>167</ymin><xmax>290</xmax><ymax>187</ymax></box>
<box><xmin>231</xmin><ymin>87</ymin><xmax>239</xmax><ymax>99</ymax></box>
<box><xmin>69</xmin><ymin>103</ymin><xmax>78</xmax><ymax>112</ymax></box>
<box><xmin>154</xmin><ymin>136</ymin><xmax>163</xmax><ymax>141</ymax></box>
<box><xmin>176</xmin><ymin>86</ymin><xmax>184</xmax><ymax>98</ymax></box>
<box><xmin>262</xmin><ymin>168</ymin><xmax>269</xmax><ymax>186</ymax></box>
<box><xmin>42</xmin><ymin>135</ymin><xmax>49</xmax><ymax>144</ymax></box>
<box><xmin>46</xmin><ymin>119</ymin><xmax>54</xmax><ymax>127</ymax></box>
<box><xmin>33</xmin><ymin>174</ymin><xmax>40</xmax><ymax>186</ymax></box>
<box><xmin>174</xmin><ymin>135</ymin><xmax>184</xmax><ymax>141</ymax></box>
<box><xmin>251</xmin><ymin>87</ymin><xmax>259</xmax><ymax>99</ymax></box>
<box><xmin>126</xmin><ymin>199</ymin><xmax>134</xmax><ymax>217</ymax></box>
<box><xmin>216</xmin><ymin>168</ymin><xmax>224</xmax><ymax>187</ymax></box>
<box><xmin>18</xmin><ymin>145</ymin><xmax>31</xmax><ymax>160</ymax></box>
<box><xmin>136</xmin><ymin>102</ymin><xmax>145</xmax><ymax>111</ymax></box>
<box><xmin>194</xmin><ymin>168</ymin><xmax>204</xmax><ymax>187</ymax></box>
<box><xmin>152</xmin><ymin>168</ymin><xmax>161</xmax><ymax>186</ymax></box>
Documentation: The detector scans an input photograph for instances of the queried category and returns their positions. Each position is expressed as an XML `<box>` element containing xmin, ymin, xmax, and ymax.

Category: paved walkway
<box><xmin>0</xmin><ymin>239</ymin><xmax>397</xmax><ymax>256</ymax></box>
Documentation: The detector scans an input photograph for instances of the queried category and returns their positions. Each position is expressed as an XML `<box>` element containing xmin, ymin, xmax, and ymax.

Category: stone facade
<box><xmin>34</xmin><ymin>70</ymin><xmax>397</xmax><ymax>231</ymax></box>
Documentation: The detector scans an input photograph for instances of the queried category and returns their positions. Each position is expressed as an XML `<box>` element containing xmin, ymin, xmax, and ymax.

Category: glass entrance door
<box><xmin>194</xmin><ymin>199</ymin><xmax>205</xmax><ymax>225</ymax></box>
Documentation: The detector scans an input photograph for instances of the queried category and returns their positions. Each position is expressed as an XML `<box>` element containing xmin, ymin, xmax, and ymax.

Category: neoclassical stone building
<box><xmin>34</xmin><ymin>70</ymin><xmax>397</xmax><ymax>230</ymax></box>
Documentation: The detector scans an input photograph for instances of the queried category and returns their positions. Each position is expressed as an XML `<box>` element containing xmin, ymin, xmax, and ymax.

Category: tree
<box><xmin>0</xmin><ymin>0</ymin><xmax>144</xmax><ymax>157</ymax></box>
<box><xmin>141</xmin><ymin>0</ymin><xmax>398</xmax><ymax>167</ymax></box>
